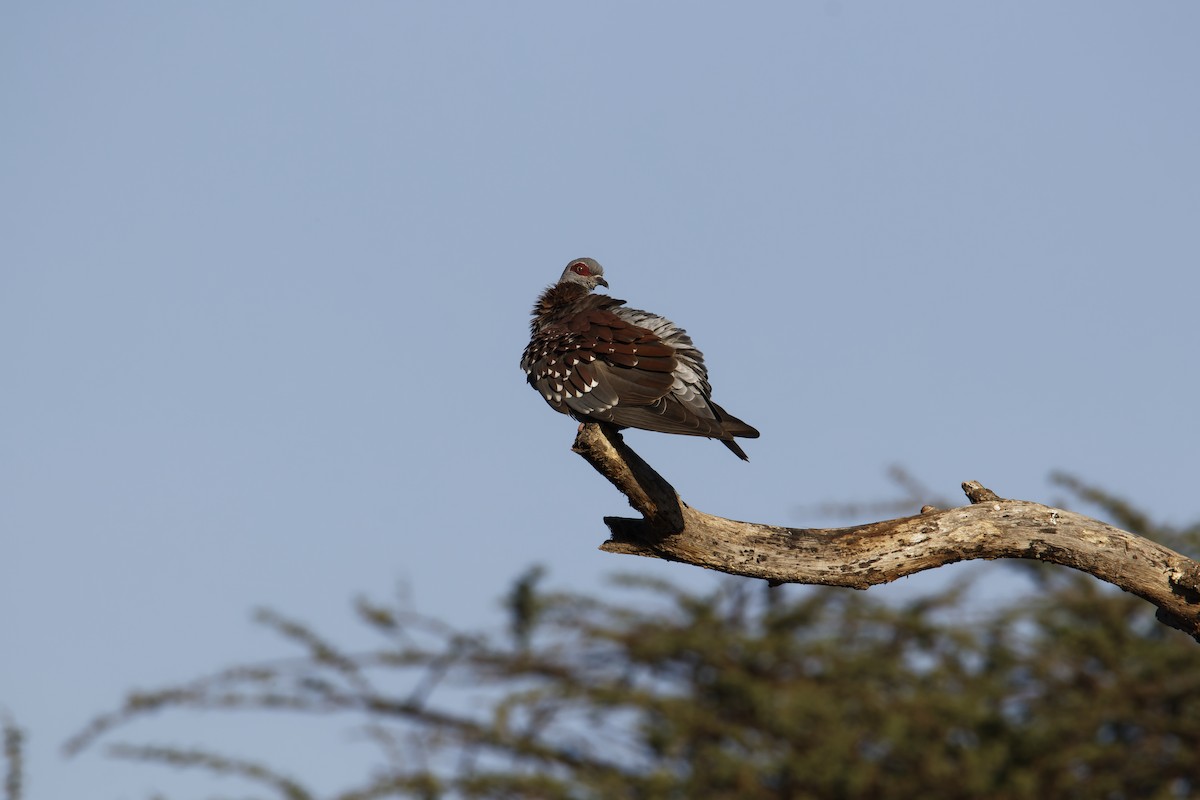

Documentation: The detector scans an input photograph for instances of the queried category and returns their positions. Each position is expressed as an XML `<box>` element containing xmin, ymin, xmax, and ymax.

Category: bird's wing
<box><xmin>524</xmin><ymin>305</ymin><xmax>677</xmax><ymax>418</ymax></box>
<box><xmin>568</xmin><ymin>306</ymin><xmax>738</xmax><ymax>439</ymax></box>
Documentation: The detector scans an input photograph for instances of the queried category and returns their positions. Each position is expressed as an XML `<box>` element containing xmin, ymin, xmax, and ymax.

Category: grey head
<box><xmin>557</xmin><ymin>258</ymin><xmax>608</xmax><ymax>291</ymax></box>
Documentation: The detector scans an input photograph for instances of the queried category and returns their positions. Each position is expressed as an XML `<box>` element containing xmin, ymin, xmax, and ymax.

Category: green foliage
<box><xmin>2</xmin><ymin>713</ymin><xmax>24</xmax><ymax>800</ymax></box>
<box><xmin>68</xmin><ymin>477</ymin><xmax>1200</xmax><ymax>799</ymax></box>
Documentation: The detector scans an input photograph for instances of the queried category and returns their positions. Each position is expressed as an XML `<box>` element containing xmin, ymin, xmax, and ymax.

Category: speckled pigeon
<box><xmin>521</xmin><ymin>258</ymin><xmax>759</xmax><ymax>460</ymax></box>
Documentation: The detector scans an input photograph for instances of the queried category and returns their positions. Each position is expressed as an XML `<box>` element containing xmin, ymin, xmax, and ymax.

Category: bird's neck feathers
<box><xmin>531</xmin><ymin>282</ymin><xmax>612</xmax><ymax>323</ymax></box>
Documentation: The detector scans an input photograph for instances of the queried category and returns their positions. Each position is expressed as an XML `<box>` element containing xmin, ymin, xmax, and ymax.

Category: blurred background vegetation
<box><xmin>10</xmin><ymin>474</ymin><xmax>1200</xmax><ymax>800</ymax></box>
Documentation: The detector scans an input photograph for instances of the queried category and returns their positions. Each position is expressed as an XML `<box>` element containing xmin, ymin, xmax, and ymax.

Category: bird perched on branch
<box><xmin>521</xmin><ymin>258</ymin><xmax>759</xmax><ymax>460</ymax></box>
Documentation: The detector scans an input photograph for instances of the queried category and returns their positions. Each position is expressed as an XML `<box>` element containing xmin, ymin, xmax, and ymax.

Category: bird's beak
<box><xmin>595</xmin><ymin>277</ymin><xmax>609</xmax><ymax>288</ymax></box>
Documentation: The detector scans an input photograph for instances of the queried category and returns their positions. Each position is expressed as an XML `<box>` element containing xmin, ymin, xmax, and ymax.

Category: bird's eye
<box><xmin>572</xmin><ymin>263</ymin><xmax>590</xmax><ymax>276</ymax></box>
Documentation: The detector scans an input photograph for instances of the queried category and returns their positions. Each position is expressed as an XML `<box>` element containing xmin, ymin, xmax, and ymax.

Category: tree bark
<box><xmin>571</xmin><ymin>423</ymin><xmax>1200</xmax><ymax>642</ymax></box>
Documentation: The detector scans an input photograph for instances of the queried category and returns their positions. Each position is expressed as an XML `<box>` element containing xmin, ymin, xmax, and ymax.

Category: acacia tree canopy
<box><xmin>62</xmin><ymin>474</ymin><xmax>1200</xmax><ymax>800</ymax></box>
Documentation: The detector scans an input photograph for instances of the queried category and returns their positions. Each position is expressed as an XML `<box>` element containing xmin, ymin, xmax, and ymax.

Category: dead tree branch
<box><xmin>571</xmin><ymin>423</ymin><xmax>1200</xmax><ymax>642</ymax></box>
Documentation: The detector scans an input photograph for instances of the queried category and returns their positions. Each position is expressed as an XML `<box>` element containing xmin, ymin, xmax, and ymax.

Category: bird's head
<box><xmin>557</xmin><ymin>258</ymin><xmax>608</xmax><ymax>292</ymax></box>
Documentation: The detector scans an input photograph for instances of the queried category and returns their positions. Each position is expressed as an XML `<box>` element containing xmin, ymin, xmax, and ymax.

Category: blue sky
<box><xmin>4</xmin><ymin>3</ymin><xmax>1199</xmax><ymax>797</ymax></box>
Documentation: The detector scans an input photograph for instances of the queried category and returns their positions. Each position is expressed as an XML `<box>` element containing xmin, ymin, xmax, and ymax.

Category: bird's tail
<box><xmin>711</xmin><ymin>402</ymin><xmax>759</xmax><ymax>461</ymax></box>
<box><xmin>721</xmin><ymin>438</ymin><xmax>751</xmax><ymax>461</ymax></box>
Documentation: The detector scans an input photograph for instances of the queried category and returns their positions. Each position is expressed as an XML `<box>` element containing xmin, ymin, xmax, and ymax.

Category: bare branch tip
<box><xmin>962</xmin><ymin>481</ymin><xmax>1002</xmax><ymax>504</ymax></box>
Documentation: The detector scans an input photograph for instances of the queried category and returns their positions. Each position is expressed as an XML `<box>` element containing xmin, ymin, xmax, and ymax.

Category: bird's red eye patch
<box><xmin>572</xmin><ymin>263</ymin><xmax>590</xmax><ymax>276</ymax></box>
